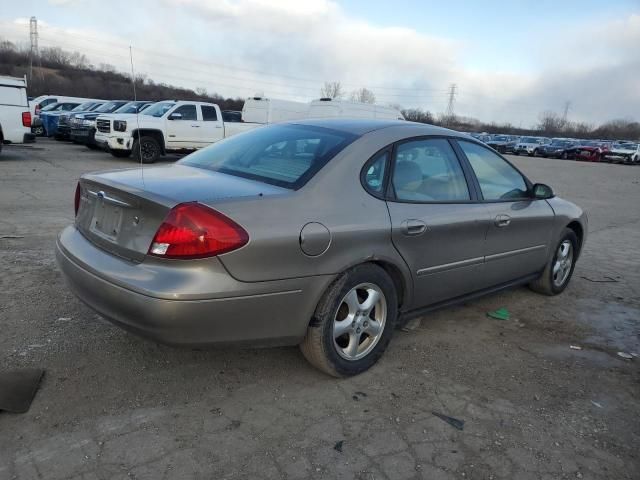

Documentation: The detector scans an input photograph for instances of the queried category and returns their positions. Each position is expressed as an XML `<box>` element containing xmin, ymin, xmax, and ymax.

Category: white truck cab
<box><xmin>0</xmin><ymin>75</ymin><xmax>34</xmax><ymax>153</ymax></box>
<box><xmin>96</xmin><ymin>100</ymin><xmax>259</xmax><ymax>163</ymax></box>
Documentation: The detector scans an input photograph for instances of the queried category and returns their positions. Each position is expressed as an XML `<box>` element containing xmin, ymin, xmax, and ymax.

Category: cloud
<box><xmin>1</xmin><ymin>1</ymin><xmax>638</xmax><ymax>126</ymax></box>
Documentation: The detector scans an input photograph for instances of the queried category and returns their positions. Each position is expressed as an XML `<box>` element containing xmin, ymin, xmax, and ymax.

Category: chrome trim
<box><xmin>485</xmin><ymin>244</ymin><xmax>546</xmax><ymax>262</ymax></box>
<box><xmin>87</xmin><ymin>190</ymin><xmax>133</xmax><ymax>208</ymax></box>
<box><xmin>417</xmin><ymin>256</ymin><xmax>484</xmax><ymax>276</ymax></box>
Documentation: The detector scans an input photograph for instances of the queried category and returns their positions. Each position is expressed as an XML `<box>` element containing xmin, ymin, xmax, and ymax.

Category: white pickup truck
<box><xmin>0</xmin><ymin>75</ymin><xmax>35</xmax><ymax>154</ymax></box>
<box><xmin>95</xmin><ymin>100</ymin><xmax>259</xmax><ymax>163</ymax></box>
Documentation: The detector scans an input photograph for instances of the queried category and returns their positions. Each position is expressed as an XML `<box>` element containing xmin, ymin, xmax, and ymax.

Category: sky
<box><xmin>1</xmin><ymin>0</ymin><xmax>638</xmax><ymax>127</ymax></box>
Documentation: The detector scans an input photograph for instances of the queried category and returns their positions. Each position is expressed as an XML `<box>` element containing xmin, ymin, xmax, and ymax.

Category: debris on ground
<box><xmin>580</xmin><ymin>276</ymin><xmax>618</xmax><ymax>283</ymax></box>
<box><xmin>570</xmin><ymin>345</ymin><xmax>583</xmax><ymax>350</ymax></box>
<box><xmin>334</xmin><ymin>440</ymin><xmax>344</xmax><ymax>453</ymax></box>
<box><xmin>591</xmin><ymin>401</ymin><xmax>603</xmax><ymax>408</ymax></box>
<box><xmin>352</xmin><ymin>391</ymin><xmax>367</xmax><ymax>401</ymax></box>
<box><xmin>431</xmin><ymin>411</ymin><xmax>465</xmax><ymax>431</ymax></box>
<box><xmin>0</xmin><ymin>369</ymin><xmax>45</xmax><ymax>413</ymax></box>
<box><xmin>401</xmin><ymin>317</ymin><xmax>422</xmax><ymax>332</ymax></box>
<box><xmin>617</xmin><ymin>352</ymin><xmax>634</xmax><ymax>360</ymax></box>
<box><xmin>486</xmin><ymin>308</ymin><xmax>510</xmax><ymax>321</ymax></box>
<box><xmin>0</xmin><ymin>235</ymin><xmax>25</xmax><ymax>239</ymax></box>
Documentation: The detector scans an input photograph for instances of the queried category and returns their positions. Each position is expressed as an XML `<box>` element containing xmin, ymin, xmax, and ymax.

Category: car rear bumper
<box><xmin>55</xmin><ymin>226</ymin><xmax>333</xmax><ymax>347</ymax></box>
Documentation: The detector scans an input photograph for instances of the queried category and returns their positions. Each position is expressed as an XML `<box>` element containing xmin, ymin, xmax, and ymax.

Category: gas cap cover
<box><xmin>300</xmin><ymin>222</ymin><xmax>331</xmax><ymax>256</ymax></box>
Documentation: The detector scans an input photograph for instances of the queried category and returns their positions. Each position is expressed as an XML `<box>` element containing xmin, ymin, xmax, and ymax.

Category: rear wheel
<box><xmin>561</xmin><ymin>152</ymin><xmax>568</xmax><ymax>160</ymax></box>
<box><xmin>300</xmin><ymin>264</ymin><xmax>397</xmax><ymax>377</ymax></box>
<box><xmin>133</xmin><ymin>136</ymin><xmax>161</xmax><ymax>164</ymax></box>
<box><xmin>530</xmin><ymin>228</ymin><xmax>578</xmax><ymax>295</ymax></box>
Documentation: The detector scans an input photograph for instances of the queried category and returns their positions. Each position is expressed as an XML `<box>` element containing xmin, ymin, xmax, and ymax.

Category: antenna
<box><xmin>129</xmin><ymin>46</ymin><xmax>145</xmax><ymax>185</ymax></box>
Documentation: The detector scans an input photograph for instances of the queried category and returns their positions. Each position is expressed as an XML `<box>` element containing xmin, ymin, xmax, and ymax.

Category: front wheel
<box><xmin>132</xmin><ymin>136</ymin><xmax>161</xmax><ymax>164</ymax></box>
<box><xmin>561</xmin><ymin>152</ymin><xmax>568</xmax><ymax>160</ymax></box>
<box><xmin>300</xmin><ymin>264</ymin><xmax>398</xmax><ymax>377</ymax></box>
<box><xmin>529</xmin><ymin>228</ymin><xmax>578</xmax><ymax>295</ymax></box>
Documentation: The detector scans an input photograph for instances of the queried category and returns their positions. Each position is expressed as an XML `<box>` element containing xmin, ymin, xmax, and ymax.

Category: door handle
<box><xmin>401</xmin><ymin>219</ymin><xmax>427</xmax><ymax>236</ymax></box>
<box><xmin>191</xmin><ymin>125</ymin><xmax>201</xmax><ymax>128</ymax></box>
<box><xmin>495</xmin><ymin>214</ymin><xmax>511</xmax><ymax>227</ymax></box>
<box><xmin>215</xmin><ymin>125</ymin><xmax>222</xmax><ymax>129</ymax></box>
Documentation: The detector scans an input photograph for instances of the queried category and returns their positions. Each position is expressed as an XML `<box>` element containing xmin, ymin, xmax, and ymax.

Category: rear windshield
<box><xmin>180</xmin><ymin>124</ymin><xmax>357</xmax><ymax>189</ymax></box>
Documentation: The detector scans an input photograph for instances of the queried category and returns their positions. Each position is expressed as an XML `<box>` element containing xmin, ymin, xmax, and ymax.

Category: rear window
<box><xmin>180</xmin><ymin>124</ymin><xmax>357</xmax><ymax>189</ymax></box>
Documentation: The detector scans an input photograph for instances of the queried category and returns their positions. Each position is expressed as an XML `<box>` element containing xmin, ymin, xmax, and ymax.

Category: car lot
<box><xmin>0</xmin><ymin>139</ymin><xmax>639</xmax><ymax>479</ymax></box>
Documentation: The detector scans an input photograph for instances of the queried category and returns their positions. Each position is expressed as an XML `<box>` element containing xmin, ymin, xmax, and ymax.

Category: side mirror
<box><xmin>532</xmin><ymin>183</ymin><xmax>554</xmax><ymax>199</ymax></box>
<box><xmin>168</xmin><ymin>112</ymin><xmax>182</xmax><ymax>120</ymax></box>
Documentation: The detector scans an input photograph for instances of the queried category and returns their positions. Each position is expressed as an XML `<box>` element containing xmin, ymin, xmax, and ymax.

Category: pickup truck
<box><xmin>95</xmin><ymin>100</ymin><xmax>260</xmax><ymax>163</ymax></box>
<box><xmin>0</xmin><ymin>75</ymin><xmax>35</xmax><ymax>153</ymax></box>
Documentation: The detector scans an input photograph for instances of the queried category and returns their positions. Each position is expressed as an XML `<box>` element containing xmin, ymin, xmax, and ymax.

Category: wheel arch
<box><xmin>131</xmin><ymin>128</ymin><xmax>166</xmax><ymax>153</ymax></box>
<box><xmin>566</xmin><ymin>220</ymin><xmax>584</xmax><ymax>255</ymax></box>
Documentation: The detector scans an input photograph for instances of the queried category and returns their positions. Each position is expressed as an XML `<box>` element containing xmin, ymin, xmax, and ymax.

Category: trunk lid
<box><xmin>76</xmin><ymin>164</ymin><xmax>287</xmax><ymax>262</ymax></box>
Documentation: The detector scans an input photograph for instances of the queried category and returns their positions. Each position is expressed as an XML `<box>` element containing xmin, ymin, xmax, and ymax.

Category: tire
<box><xmin>529</xmin><ymin>150</ymin><xmax>536</xmax><ymax>157</ymax></box>
<box><xmin>561</xmin><ymin>152</ymin><xmax>568</xmax><ymax>160</ymax></box>
<box><xmin>300</xmin><ymin>264</ymin><xmax>398</xmax><ymax>377</ymax></box>
<box><xmin>132</xmin><ymin>136</ymin><xmax>161</xmax><ymax>164</ymax></box>
<box><xmin>32</xmin><ymin>126</ymin><xmax>44</xmax><ymax>136</ymax></box>
<box><xmin>529</xmin><ymin>228</ymin><xmax>578</xmax><ymax>296</ymax></box>
<box><xmin>110</xmin><ymin>150</ymin><xmax>132</xmax><ymax>158</ymax></box>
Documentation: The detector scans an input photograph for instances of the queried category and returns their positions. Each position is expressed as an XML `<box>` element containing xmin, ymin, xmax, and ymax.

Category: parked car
<box><xmin>568</xmin><ymin>141</ymin><xmax>612</xmax><ymax>162</ymax></box>
<box><xmin>70</xmin><ymin>101</ymin><xmax>129</xmax><ymax>148</ymax></box>
<box><xmin>0</xmin><ymin>75</ymin><xmax>34</xmax><ymax>152</ymax></box>
<box><xmin>486</xmin><ymin>135</ymin><xmax>517</xmax><ymax>154</ymax></box>
<box><xmin>603</xmin><ymin>143</ymin><xmax>639</xmax><ymax>164</ymax></box>
<box><xmin>514</xmin><ymin>137</ymin><xmax>549</xmax><ymax>156</ymax></box>
<box><xmin>96</xmin><ymin>100</ymin><xmax>260</xmax><ymax>162</ymax></box>
<box><xmin>56</xmin><ymin>119</ymin><xmax>587</xmax><ymax>376</ymax></box>
<box><xmin>41</xmin><ymin>101</ymin><xmax>101</xmax><ymax>139</ymax></box>
<box><xmin>55</xmin><ymin>102</ymin><xmax>105</xmax><ymax>140</ymax></box>
<box><xmin>536</xmin><ymin>140</ymin><xmax>577</xmax><ymax>159</ymax></box>
<box><xmin>29</xmin><ymin>95</ymin><xmax>96</xmax><ymax>124</ymax></box>
<box><xmin>35</xmin><ymin>101</ymin><xmax>83</xmax><ymax>136</ymax></box>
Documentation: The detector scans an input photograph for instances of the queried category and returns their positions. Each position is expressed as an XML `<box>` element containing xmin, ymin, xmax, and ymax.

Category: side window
<box><xmin>201</xmin><ymin>106</ymin><xmax>218</xmax><ymax>121</ymax></box>
<box><xmin>362</xmin><ymin>151</ymin><xmax>389</xmax><ymax>196</ymax></box>
<box><xmin>391</xmin><ymin>138</ymin><xmax>470</xmax><ymax>202</ymax></box>
<box><xmin>172</xmin><ymin>105</ymin><xmax>197</xmax><ymax>121</ymax></box>
<box><xmin>457</xmin><ymin>140</ymin><xmax>528</xmax><ymax>200</ymax></box>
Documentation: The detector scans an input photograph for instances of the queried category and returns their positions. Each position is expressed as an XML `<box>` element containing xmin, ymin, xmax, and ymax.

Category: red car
<box><xmin>569</xmin><ymin>141</ymin><xmax>612</xmax><ymax>162</ymax></box>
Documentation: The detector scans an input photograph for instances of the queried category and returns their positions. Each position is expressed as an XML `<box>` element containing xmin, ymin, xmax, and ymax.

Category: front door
<box><xmin>166</xmin><ymin>104</ymin><xmax>199</xmax><ymax>148</ymax></box>
<box><xmin>385</xmin><ymin>138</ymin><xmax>489</xmax><ymax>308</ymax></box>
<box><xmin>455</xmin><ymin>139</ymin><xmax>555</xmax><ymax>287</ymax></box>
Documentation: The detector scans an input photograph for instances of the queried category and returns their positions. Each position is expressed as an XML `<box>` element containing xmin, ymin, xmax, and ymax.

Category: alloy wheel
<box><xmin>552</xmin><ymin>240</ymin><xmax>573</xmax><ymax>288</ymax></box>
<box><xmin>333</xmin><ymin>283</ymin><xmax>387</xmax><ymax>361</ymax></box>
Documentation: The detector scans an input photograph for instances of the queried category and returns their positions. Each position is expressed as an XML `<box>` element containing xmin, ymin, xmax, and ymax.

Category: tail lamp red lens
<box><xmin>22</xmin><ymin>112</ymin><xmax>31</xmax><ymax>127</ymax></box>
<box><xmin>149</xmin><ymin>202</ymin><xmax>249</xmax><ymax>259</ymax></box>
<box><xmin>74</xmin><ymin>183</ymin><xmax>81</xmax><ymax>216</ymax></box>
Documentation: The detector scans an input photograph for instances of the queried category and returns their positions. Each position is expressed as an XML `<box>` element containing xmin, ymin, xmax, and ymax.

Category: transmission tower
<box><xmin>562</xmin><ymin>101</ymin><xmax>571</xmax><ymax>124</ymax></box>
<box><xmin>445</xmin><ymin>83</ymin><xmax>457</xmax><ymax>123</ymax></box>
<box><xmin>29</xmin><ymin>16</ymin><xmax>39</xmax><ymax>83</ymax></box>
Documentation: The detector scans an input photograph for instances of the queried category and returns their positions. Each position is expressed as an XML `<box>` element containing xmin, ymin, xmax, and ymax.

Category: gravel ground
<box><xmin>0</xmin><ymin>139</ymin><xmax>638</xmax><ymax>480</ymax></box>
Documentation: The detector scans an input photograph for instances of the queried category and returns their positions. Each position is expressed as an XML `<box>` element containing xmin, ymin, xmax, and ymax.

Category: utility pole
<box><xmin>445</xmin><ymin>83</ymin><xmax>457</xmax><ymax>124</ymax></box>
<box><xmin>29</xmin><ymin>16</ymin><xmax>39</xmax><ymax>83</ymax></box>
<box><xmin>562</xmin><ymin>100</ymin><xmax>571</xmax><ymax>125</ymax></box>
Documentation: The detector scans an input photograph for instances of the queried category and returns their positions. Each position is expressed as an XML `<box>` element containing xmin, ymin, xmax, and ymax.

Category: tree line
<box><xmin>0</xmin><ymin>40</ymin><xmax>243</xmax><ymax>111</ymax></box>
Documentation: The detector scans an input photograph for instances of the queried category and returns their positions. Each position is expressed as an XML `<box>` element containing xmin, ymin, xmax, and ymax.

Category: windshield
<box><xmin>41</xmin><ymin>103</ymin><xmax>60</xmax><ymax>112</ymax></box>
<box><xmin>180</xmin><ymin>124</ymin><xmax>358</xmax><ymax>189</ymax></box>
<box><xmin>72</xmin><ymin>102</ymin><xmax>94</xmax><ymax>112</ymax></box>
<box><xmin>94</xmin><ymin>102</ymin><xmax>124</xmax><ymax>113</ymax></box>
<box><xmin>114</xmin><ymin>102</ymin><xmax>147</xmax><ymax>114</ymax></box>
<box><xmin>143</xmin><ymin>102</ymin><xmax>175</xmax><ymax>117</ymax></box>
<box><xmin>521</xmin><ymin>137</ymin><xmax>538</xmax><ymax>143</ymax></box>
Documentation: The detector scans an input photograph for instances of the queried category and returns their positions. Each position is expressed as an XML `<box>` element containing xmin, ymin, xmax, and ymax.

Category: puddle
<box><xmin>576</xmin><ymin>299</ymin><xmax>640</xmax><ymax>353</ymax></box>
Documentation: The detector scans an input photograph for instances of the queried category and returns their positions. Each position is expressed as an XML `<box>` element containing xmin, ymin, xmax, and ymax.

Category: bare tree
<box><xmin>401</xmin><ymin>108</ymin><xmax>434</xmax><ymax>124</ymax></box>
<box><xmin>350</xmin><ymin>87</ymin><xmax>376</xmax><ymax>104</ymax></box>
<box><xmin>320</xmin><ymin>81</ymin><xmax>343</xmax><ymax>99</ymax></box>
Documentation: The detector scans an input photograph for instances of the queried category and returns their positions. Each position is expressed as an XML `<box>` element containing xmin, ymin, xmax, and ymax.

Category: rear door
<box><xmin>455</xmin><ymin>140</ymin><xmax>555</xmax><ymax>287</ymax></box>
<box><xmin>166</xmin><ymin>104</ymin><xmax>199</xmax><ymax>148</ymax></box>
<box><xmin>385</xmin><ymin>137</ymin><xmax>489</xmax><ymax>307</ymax></box>
<box><xmin>198</xmin><ymin>105</ymin><xmax>224</xmax><ymax>147</ymax></box>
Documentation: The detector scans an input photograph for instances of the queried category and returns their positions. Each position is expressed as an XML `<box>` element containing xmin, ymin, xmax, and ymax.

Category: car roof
<box><xmin>283</xmin><ymin>118</ymin><xmax>461</xmax><ymax>137</ymax></box>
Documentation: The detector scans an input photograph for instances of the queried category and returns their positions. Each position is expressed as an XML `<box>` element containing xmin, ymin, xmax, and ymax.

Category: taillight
<box><xmin>22</xmin><ymin>112</ymin><xmax>31</xmax><ymax>127</ymax></box>
<box><xmin>149</xmin><ymin>202</ymin><xmax>248</xmax><ymax>259</ymax></box>
<box><xmin>74</xmin><ymin>183</ymin><xmax>81</xmax><ymax>216</ymax></box>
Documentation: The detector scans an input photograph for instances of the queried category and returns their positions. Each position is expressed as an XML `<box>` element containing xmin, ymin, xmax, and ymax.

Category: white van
<box><xmin>307</xmin><ymin>98</ymin><xmax>405</xmax><ymax>120</ymax></box>
<box><xmin>242</xmin><ymin>96</ymin><xmax>309</xmax><ymax>124</ymax></box>
<box><xmin>29</xmin><ymin>95</ymin><xmax>97</xmax><ymax>118</ymax></box>
<box><xmin>0</xmin><ymin>75</ymin><xmax>34</xmax><ymax>152</ymax></box>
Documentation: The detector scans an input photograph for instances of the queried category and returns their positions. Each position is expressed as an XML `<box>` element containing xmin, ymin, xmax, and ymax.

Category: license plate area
<box><xmin>90</xmin><ymin>202</ymin><xmax>123</xmax><ymax>241</ymax></box>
